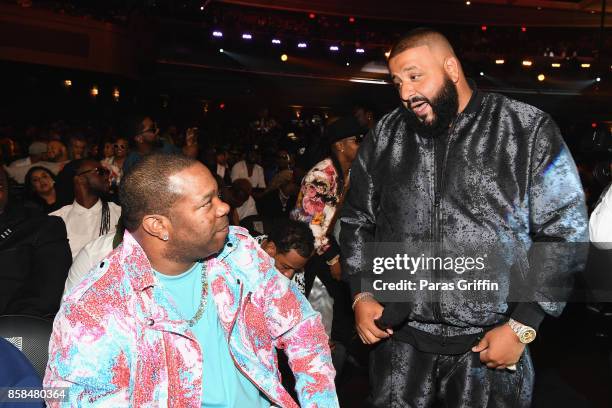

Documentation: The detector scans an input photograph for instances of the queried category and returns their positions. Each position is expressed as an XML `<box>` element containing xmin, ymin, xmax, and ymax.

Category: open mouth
<box><xmin>411</xmin><ymin>101</ymin><xmax>430</xmax><ymax>117</ymax></box>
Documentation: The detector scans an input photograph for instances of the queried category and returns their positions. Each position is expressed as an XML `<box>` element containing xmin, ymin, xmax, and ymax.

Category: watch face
<box><xmin>520</xmin><ymin>329</ymin><xmax>537</xmax><ymax>344</ymax></box>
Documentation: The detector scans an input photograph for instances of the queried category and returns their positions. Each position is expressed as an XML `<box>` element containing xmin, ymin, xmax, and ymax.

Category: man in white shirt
<box><xmin>231</xmin><ymin>148</ymin><xmax>266</xmax><ymax>189</ymax></box>
<box><xmin>5</xmin><ymin>142</ymin><xmax>61</xmax><ymax>184</ymax></box>
<box><xmin>51</xmin><ymin>159</ymin><xmax>121</xmax><ymax>258</ymax></box>
<box><xmin>590</xmin><ymin>184</ymin><xmax>612</xmax><ymax>249</ymax></box>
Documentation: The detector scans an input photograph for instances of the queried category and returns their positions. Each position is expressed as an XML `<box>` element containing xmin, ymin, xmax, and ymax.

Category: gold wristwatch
<box><xmin>508</xmin><ymin>319</ymin><xmax>537</xmax><ymax>344</ymax></box>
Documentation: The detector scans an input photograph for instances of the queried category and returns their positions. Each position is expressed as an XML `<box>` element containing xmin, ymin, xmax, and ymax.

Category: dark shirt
<box><xmin>0</xmin><ymin>205</ymin><xmax>71</xmax><ymax>317</ymax></box>
<box><xmin>0</xmin><ymin>337</ymin><xmax>44</xmax><ymax>407</ymax></box>
<box><xmin>255</xmin><ymin>189</ymin><xmax>296</xmax><ymax>219</ymax></box>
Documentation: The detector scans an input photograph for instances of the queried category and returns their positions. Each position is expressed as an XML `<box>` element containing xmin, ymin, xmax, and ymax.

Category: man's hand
<box><xmin>354</xmin><ymin>295</ymin><xmax>393</xmax><ymax>344</ymax></box>
<box><xmin>472</xmin><ymin>324</ymin><xmax>525</xmax><ymax>369</ymax></box>
<box><xmin>329</xmin><ymin>262</ymin><xmax>342</xmax><ymax>281</ymax></box>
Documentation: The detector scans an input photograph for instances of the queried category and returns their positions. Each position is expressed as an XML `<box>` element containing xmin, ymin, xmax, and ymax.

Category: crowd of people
<box><xmin>0</xmin><ymin>28</ymin><xmax>610</xmax><ymax>407</ymax></box>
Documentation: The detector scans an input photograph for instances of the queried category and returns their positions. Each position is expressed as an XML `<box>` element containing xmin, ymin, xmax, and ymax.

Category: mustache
<box><xmin>407</xmin><ymin>96</ymin><xmax>431</xmax><ymax>105</ymax></box>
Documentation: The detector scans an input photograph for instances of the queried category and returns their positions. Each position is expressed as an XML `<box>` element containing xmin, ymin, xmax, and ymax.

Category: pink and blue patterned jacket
<box><xmin>44</xmin><ymin>226</ymin><xmax>338</xmax><ymax>407</ymax></box>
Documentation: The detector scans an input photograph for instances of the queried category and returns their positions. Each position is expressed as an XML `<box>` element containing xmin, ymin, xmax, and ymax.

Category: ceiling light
<box><xmin>281</xmin><ymin>54</ymin><xmax>288</xmax><ymax>62</ymax></box>
<box><xmin>356</xmin><ymin>48</ymin><xmax>365</xmax><ymax>53</ymax></box>
<box><xmin>212</xmin><ymin>31</ymin><xmax>223</xmax><ymax>38</ymax></box>
<box><xmin>581</xmin><ymin>63</ymin><xmax>591</xmax><ymax>68</ymax></box>
<box><xmin>272</xmin><ymin>39</ymin><xmax>281</xmax><ymax>44</ymax></box>
<box><xmin>551</xmin><ymin>63</ymin><xmax>561</xmax><ymax>68</ymax></box>
<box><xmin>479</xmin><ymin>72</ymin><xmax>484</xmax><ymax>76</ymax></box>
<box><xmin>537</xmin><ymin>74</ymin><xmax>545</xmax><ymax>81</ymax></box>
<box><xmin>242</xmin><ymin>33</ymin><xmax>252</xmax><ymax>40</ymax></box>
<box><xmin>596</xmin><ymin>77</ymin><xmax>601</xmax><ymax>82</ymax></box>
<box><xmin>219</xmin><ymin>48</ymin><xmax>224</xmax><ymax>53</ymax></box>
<box><xmin>495</xmin><ymin>59</ymin><xmax>505</xmax><ymax>64</ymax></box>
<box><xmin>329</xmin><ymin>45</ymin><xmax>339</xmax><ymax>51</ymax></box>
<box><xmin>522</xmin><ymin>60</ymin><xmax>533</xmax><ymax>66</ymax></box>
<box><xmin>297</xmin><ymin>42</ymin><xmax>307</xmax><ymax>48</ymax></box>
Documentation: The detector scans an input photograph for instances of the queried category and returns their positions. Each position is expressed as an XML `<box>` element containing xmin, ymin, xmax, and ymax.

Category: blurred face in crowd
<box><xmin>76</xmin><ymin>160</ymin><xmax>110</xmax><ymax>195</ymax></box>
<box><xmin>70</xmin><ymin>138</ymin><xmax>87</xmax><ymax>159</ymax></box>
<box><xmin>353</xmin><ymin>107</ymin><xmax>373</xmax><ymax>129</ymax></box>
<box><xmin>389</xmin><ymin>45</ymin><xmax>459</xmax><ymax>137</ymax></box>
<box><xmin>114</xmin><ymin>138</ymin><xmax>129</xmax><ymax>159</ymax></box>
<box><xmin>335</xmin><ymin>135</ymin><xmax>361</xmax><ymax>164</ymax></box>
<box><xmin>30</xmin><ymin>169</ymin><xmax>55</xmax><ymax>196</ymax></box>
<box><xmin>246</xmin><ymin>150</ymin><xmax>259</xmax><ymax>165</ymax></box>
<box><xmin>140</xmin><ymin>117</ymin><xmax>160</xmax><ymax>145</ymax></box>
<box><xmin>103</xmin><ymin>142</ymin><xmax>114</xmax><ymax>159</ymax></box>
<box><xmin>0</xmin><ymin>169</ymin><xmax>8</xmax><ymax>213</ymax></box>
<box><xmin>276</xmin><ymin>150</ymin><xmax>293</xmax><ymax>170</ymax></box>
<box><xmin>164</xmin><ymin>164</ymin><xmax>230</xmax><ymax>262</ymax></box>
<box><xmin>47</xmin><ymin>141</ymin><xmax>67</xmax><ymax>162</ymax></box>
<box><xmin>216</xmin><ymin>152</ymin><xmax>227</xmax><ymax>166</ymax></box>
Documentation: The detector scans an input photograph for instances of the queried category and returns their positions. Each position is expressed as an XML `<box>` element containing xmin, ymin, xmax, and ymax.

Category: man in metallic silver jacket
<box><xmin>340</xmin><ymin>28</ymin><xmax>588</xmax><ymax>407</ymax></box>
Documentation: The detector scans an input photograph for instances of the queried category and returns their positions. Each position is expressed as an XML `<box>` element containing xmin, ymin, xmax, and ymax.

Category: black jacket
<box><xmin>0</xmin><ymin>205</ymin><xmax>72</xmax><ymax>317</ymax></box>
<box><xmin>340</xmin><ymin>90</ymin><xmax>588</xmax><ymax>339</ymax></box>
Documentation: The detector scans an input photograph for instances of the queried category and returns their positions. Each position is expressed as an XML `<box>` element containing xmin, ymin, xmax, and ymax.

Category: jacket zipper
<box><xmin>431</xmin><ymin>118</ymin><xmax>460</xmax><ymax>330</ymax></box>
<box><xmin>226</xmin><ymin>282</ymin><xmax>284</xmax><ymax>407</ymax></box>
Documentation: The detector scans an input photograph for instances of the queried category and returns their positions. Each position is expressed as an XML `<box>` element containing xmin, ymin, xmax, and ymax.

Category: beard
<box><xmin>402</xmin><ymin>76</ymin><xmax>459</xmax><ymax>138</ymax></box>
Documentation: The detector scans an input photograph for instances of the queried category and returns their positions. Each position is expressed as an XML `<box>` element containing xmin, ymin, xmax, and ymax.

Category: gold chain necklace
<box><xmin>187</xmin><ymin>262</ymin><xmax>208</xmax><ymax>327</ymax></box>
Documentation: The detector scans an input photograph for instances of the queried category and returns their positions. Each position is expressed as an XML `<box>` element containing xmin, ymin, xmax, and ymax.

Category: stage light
<box><xmin>298</xmin><ymin>42</ymin><xmax>307</xmax><ymax>48</ymax></box>
<box><xmin>596</xmin><ymin>77</ymin><xmax>601</xmax><ymax>82</ymax></box>
<box><xmin>272</xmin><ymin>39</ymin><xmax>281</xmax><ymax>44</ymax></box>
<box><xmin>200</xmin><ymin>6</ymin><xmax>204</xmax><ymax>11</ymax></box>
<box><xmin>90</xmin><ymin>85</ymin><xmax>99</xmax><ymax>97</ymax></box>
<box><xmin>346</xmin><ymin>62</ymin><xmax>350</xmax><ymax>66</ymax></box>
<box><xmin>309</xmin><ymin>13</ymin><xmax>316</xmax><ymax>19</ymax></box>
<box><xmin>481</xmin><ymin>25</ymin><xmax>487</xmax><ymax>31</ymax></box>
<box><xmin>349</xmin><ymin>17</ymin><xmax>355</xmax><ymax>23</ymax></box>
<box><xmin>521</xmin><ymin>26</ymin><xmax>527</xmax><ymax>32</ymax></box>
<box><xmin>537</xmin><ymin>74</ymin><xmax>545</xmax><ymax>81</ymax></box>
<box><xmin>581</xmin><ymin>63</ymin><xmax>591</xmax><ymax>68</ymax></box>
<box><xmin>480</xmin><ymin>72</ymin><xmax>484</xmax><ymax>76</ymax></box>
<box><xmin>465</xmin><ymin>1</ymin><xmax>471</xmax><ymax>5</ymax></box>
<box><xmin>522</xmin><ymin>60</ymin><xmax>533</xmax><ymax>66</ymax></box>
<box><xmin>356</xmin><ymin>48</ymin><xmax>365</xmax><ymax>53</ymax></box>
<box><xmin>242</xmin><ymin>34</ymin><xmax>252</xmax><ymax>40</ymax></box>
<box><xmin>551</xmin><ymin>63</ymin><xmax>561</xmax><ymax>68</ymax></box>
<box><xmin>63</xmin><ymin>80</ymin><xmax>72</xmax><ymax>88</ymax></box>
<box><xmin>495</xmin><ymin>59</ymin><xmax>505</xmax><ymax>64</ymax></box>
<box><xmin>219</xmin><ymin>103</ymin><xmax>225</xmax><ymax>110</ymax></box>
<box><xmin>329</xmin><ymin>45</ymin><xmax>339</xmax><ymax>51</ymax></box>
<box><xmin>212</xmin><ymin>31</ymin><xmax>223</xmax><ymax>38</ymax></box>
<box><xmin>281</xmin><ymin>54</ymin><xmax>288</xmax><ymax>62</ymax></box>
<box><xmin>219</xmin><ymin>48</ymin><xmax>224</xmax><ymax>53</ymax></box>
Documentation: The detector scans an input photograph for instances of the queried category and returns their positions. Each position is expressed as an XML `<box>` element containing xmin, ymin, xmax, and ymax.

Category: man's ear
<box><xmin>141</xmin><ymin>214</ymin><xmax>171</xmax><ymax>241</ymax></box>
<box><xmin>263</xmin><ymin>240</ymin><xmax>277</xmax><ymax>258</ymax></box>
<box><xmin>444</xmin><ymin>57</ymin><xmax>460</xmax><ymax>83</ymax></box>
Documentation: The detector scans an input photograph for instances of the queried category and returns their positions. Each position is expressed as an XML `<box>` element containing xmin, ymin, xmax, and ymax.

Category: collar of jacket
<box><xmin>461</xmin><ymin>79</ymin><xmax>483</xmax><ymax>117</ymax></box>
<box><xmin>120</xmin><ymin>229</ymin><xmax>241</xmax><ymax>340</ymax></box>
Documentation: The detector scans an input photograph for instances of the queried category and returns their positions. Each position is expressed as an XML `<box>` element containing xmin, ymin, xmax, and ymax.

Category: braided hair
<box><xmin>99</xmin><ymin>199</ymin><xmax>111</xmax><ymax>236</ymax></box>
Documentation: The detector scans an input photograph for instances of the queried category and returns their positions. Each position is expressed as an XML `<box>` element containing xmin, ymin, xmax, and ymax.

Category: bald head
<box><xmin>389</xmin><ymin>28</ymin><xmax>457</xmax><ymax>62</ymax></box>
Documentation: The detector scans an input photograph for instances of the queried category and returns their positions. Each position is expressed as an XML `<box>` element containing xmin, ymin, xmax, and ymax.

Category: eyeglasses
<box><xmin>114</xmin><ymin>144</ymin><xmax>128</xmax><ymax>150</ymax></box>
<box><xmin>77</xmin><ymin>167</ymin><xmax>110</xmax><ymax>177</ymax></box>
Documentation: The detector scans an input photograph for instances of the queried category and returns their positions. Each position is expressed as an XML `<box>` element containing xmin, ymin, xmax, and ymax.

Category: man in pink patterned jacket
<box><xmin>44</xmin><ymin>153</ymin><xmax>338</xmax><ymax>407</ymax></box>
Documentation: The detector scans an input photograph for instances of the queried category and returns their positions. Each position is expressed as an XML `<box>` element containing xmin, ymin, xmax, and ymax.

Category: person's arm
<box><xmin>13</xmin><ymin>216</ymin><xmax>71</xmax><ymax>317</ymax></box>
<box><xmin>44</xmin><ymin>303</ymin><xmax>131</xmax><ymax>407</ymax></box>
<box><xmin>258</xmin><ymin>255</ymin><xmax>339</xmax><ymax>408</ymax></box>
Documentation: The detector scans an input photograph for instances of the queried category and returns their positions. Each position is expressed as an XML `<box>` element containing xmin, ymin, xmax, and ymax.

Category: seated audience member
<box><xmin>0</xmin><ymin>167</ymin><xmax>71</xmax><ymax>317</ymax></box>
<box><xmin>46</xmin><ymin>140</ymin><xmax>70</xmax><ymax>172</ymax></box>
<box><xmin>68</xmin><ymin>134</ymin><xmax>87</xmax><ymax>160</ymax></box>
<box><xmin>221</xmin><ymin>178</ymin><xmax>258</xmax><ymax>223</ymax></box>
<box><xmin>44</xmin><ymin>153</ymin><xmax>338</xmax><ymax>407</ymax></box>
<box><xmin>50</xmin><ymin>159</ymin><xmax>121</xmax><ymax>258</ymax></box>
<box><xmin>122</xmin><ymin>115</ymin><xmax>179</xmax><ymax>175</ymax></box>
<box><xmin>257</xmin><ymin>219</ymin><xmax>314</xmax><ymax>282</ymax></box>
<box><xmin>590</xmin><ymin>183</ymin><xmax>612</xmax><ymax>249</ymax></box>
<box><xmin>0</xmin><ymin>337</ymin><xmax>44</xmax><ymax>408</ymax></box>
<box><xmin>5</xmin><ymin>142</ymin><xmax>59</xmax><ymax>184</ymax></box>
<box><xmin>257</xmin><ymin>169</ymin><xmax>298</xmax><ymax>219</ymax></box>
<box><xmin>215</xmin><ymin>149</ymin><xmax>232</xmax><ymax>186</ymax></box>
<box><xmin>101</xmin><ymin>137</ymin><xmax>129</xmax><ymax>187</ymax></box>
<box><xmin>231</xmin><ymin>147</ymin><xmax>266</xmax><ymax>190</ymax></box>
<box><xmin>24</xmin><ymin>166</ymin><xmax>61</xmax><ymax>214</ymax></box>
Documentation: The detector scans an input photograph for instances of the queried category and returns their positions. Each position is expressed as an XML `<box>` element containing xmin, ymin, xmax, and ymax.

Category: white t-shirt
<box><xmin>50</xmin><ymin>199</ymin><xmax>121</xmax><ymax>258</ymax></box>
<box><xmin>230</xmin><ymin>160</ymin><xmax>266</xmax><ymax>189</ymax></box>
<box><xmin>63</xmin><ymin>231</ymin><xmax>116</xmax><ymax>296</ymax></box>
<box><xmin>590</xmin><ymin>185</ymin><xmax>612</xmax><ymax>249</ymax></box>
<box><xmin>5</xmin><ymin>159</ymin><xmax>62</xmax><ymax>184</ymax></box>
<box><xmin>236</xmin><ymin>196</ymin><xmax>258</xmax><ymax>221</ymax></box>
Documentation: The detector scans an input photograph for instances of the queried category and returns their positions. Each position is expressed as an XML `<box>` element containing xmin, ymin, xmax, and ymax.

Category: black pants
<box><xmin>368</xmin><ymin>338</ymin><xmax>534</xmax><ymax>408</ymax></box>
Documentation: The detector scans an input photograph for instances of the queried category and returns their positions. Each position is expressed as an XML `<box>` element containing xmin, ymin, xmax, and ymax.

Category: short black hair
<box><xmin>119</xmin><ymin>153</ymin><xmax>198</xmax><ymax>232</ymax></box>
<box><xmin>388</xmin><ymin>28</ymin><xmax>455</xmax><ymax>60</ymax></box>
<box><xmin>268</xmin><ymin>219</ymin><xmax>314</xmax><ymax>258</ymax></box>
